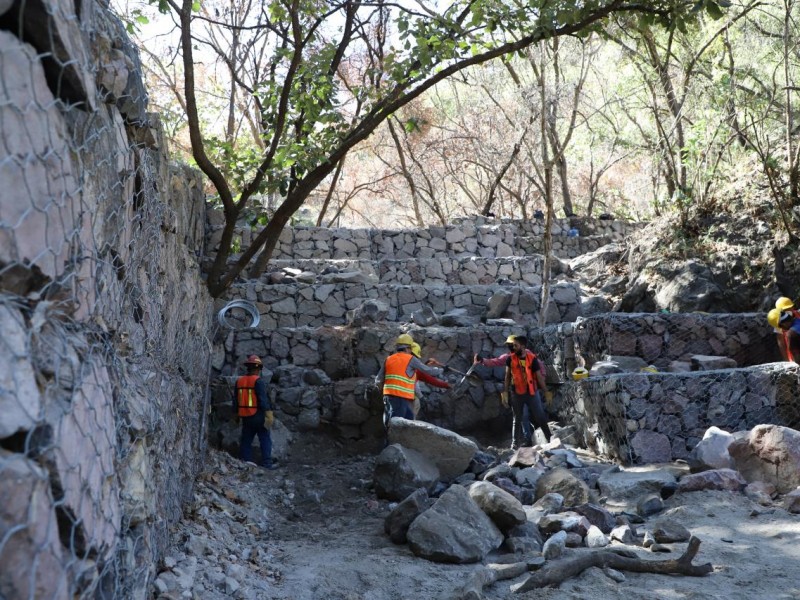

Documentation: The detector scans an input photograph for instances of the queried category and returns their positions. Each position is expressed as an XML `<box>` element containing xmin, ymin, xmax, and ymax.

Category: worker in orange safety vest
<box><xmin>376</xmin><ymin>334</ymin><xmax>450</xmax><ymax>423</ymax></box>
<box><xmin>233</xmin><ymin>355</ymin><xmax>276</xmax><ymax>469</ymax></box>
<box><xmin>476</xmin><ymin>335</ymin><xmax>551</xmax><ymax>448</ymax></box>
<box><xmin>476</xmin><ymin>334</ymin><xmax>552</xmax><ymax>445</ymax></box>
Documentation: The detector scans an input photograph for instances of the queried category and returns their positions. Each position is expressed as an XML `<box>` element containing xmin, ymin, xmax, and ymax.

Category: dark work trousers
<box><xmin>511</xmin><ymin>391</ymin><xmax>551</xmax><ymax>447</ymax></box>
<box><xmin>385</xmin><ymin>395</ymin><xmax>415</xmax><ymax>421</ymax></box>
<box><xmin>240</xmin><ymin>413</ymin><xmax>273</xmax><ymax>468</ymax></box>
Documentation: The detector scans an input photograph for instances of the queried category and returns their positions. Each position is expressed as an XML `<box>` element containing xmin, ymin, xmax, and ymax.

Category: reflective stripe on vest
<box><xmin>236</xmin><ymin>374</ymin><xmax>260</xmax><ymax>417</ymax></box>
<box><xmin>509</xmin><ymin>350</ymin><xmax>537</xmax><ymax>395</ymax></box>
<box><xmin>383</xmin><ymin>353</ymin><xmax>416</xmax><ymax>401</ymax></box>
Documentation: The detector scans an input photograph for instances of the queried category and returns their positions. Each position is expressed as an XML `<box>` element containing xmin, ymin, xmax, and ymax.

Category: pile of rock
<box><xmin>377</xmin><ymin>420</ymin><xmax>800</xmax><ymax>569</ymax></box>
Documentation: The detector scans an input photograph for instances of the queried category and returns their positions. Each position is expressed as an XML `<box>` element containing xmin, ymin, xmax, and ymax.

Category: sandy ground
<box><xmin>163</xmin><ymin>435</ymin><xmax>800</xmax><ymax>600</ymax></box>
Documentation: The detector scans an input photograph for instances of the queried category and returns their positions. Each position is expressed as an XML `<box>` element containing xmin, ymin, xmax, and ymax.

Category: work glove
<box><xmin>544</xmin><ymin>390</ymin><xmax>553</xmax><ymax>407</ymax></box>
<box><xmin>500</xmin><ymin>391</ymin><xmax>509</xmax><ymax>408</ymax></box>
<box><xmin>263</xmin><ymin>411</ymin><xmax>274</xmax><ymax>429</ymax></box>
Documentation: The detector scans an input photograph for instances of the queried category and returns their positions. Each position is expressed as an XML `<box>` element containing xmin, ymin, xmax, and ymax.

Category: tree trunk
<box><xmin>539</xmin><ymin>44</ymin><xmax>555</xmax><ymax>327</ymax></box>
<box><xmin>316</xmin><ymin>158</ymin><xmax>346</xmax><ymax>226</ymax></box>
<box><xmin>512</xmin><ymin>537</ymin><xmax>713</xmax><ymax>593</ymax></box>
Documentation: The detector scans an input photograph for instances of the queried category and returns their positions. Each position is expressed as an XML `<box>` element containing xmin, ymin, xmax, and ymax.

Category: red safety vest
<box><xmin>509</xmin><ymin>350</ymin><xmax>538</xmax><ymax>396</ymax></box>
<box><xmin>383</xmin><ymin>353</ymin><xmax>416</xmax><ymax>401</ymax></box>
<box><xmin>236</xmin><ymin>374</ymin><xmax>260</xmax><ymax>417</ymax></box>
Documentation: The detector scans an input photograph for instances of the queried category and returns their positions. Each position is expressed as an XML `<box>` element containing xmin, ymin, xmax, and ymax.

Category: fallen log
<box><xmin>510</xmin><ymin>536</ymin><xmax>713</xmax><ymax>593</ymax></box>
<box><xmin>453</xmin><ymin>558</ymin><xmax>540</xmax><ymax>600</ymax></box>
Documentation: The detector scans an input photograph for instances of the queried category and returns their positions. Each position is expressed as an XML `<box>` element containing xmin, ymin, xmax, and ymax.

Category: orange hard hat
<box><xmin>244</xmin><ymin>354</ymin><xmax>263</xmax><ymax>366</ymax></box>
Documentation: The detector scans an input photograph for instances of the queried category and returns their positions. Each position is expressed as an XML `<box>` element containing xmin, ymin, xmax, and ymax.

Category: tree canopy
<box><xmin>135</xmin><ymin>0</ymin><xmax>730</xmax><ymax>296</ymax></box>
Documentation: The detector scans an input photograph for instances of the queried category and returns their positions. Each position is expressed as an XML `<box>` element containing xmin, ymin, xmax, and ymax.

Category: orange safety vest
<box><xmin>383</xmin><ymin>353</ymin><xmax>416</xmax><ymax>401</ymax></box>
<box><xmin>509</xmin><ymin>350</ymin><xmax>538</xmax><ymax>396</ymax></box>
<box><xmin>236</xmin><ymin>374</ymin><xmax>260</xmax><ymax>417</ymax></box>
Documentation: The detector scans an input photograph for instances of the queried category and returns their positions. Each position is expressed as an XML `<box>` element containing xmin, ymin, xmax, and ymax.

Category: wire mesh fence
<box><xmin>0</xmin><ymin>3</ymin><xmax>212</xmax><ymax>598</ymax></box>
<box><xmin>557</xmin><ymin>313</ymin><xmax>800</xmax><ymax>464</ymax></box>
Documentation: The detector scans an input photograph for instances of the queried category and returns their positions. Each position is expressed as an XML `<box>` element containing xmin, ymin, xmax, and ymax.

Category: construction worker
<box><xmin>234</xmin><ymin>355</ymin><xmax>276</xmax><ymax>469</ymax></box>
<box><xmin>776</xmin><ymin>297</ymin><xmax>800</xmax><ymax>319</ymax></box>
<box><xmin>475</xmin><ymin>335</ymin><xmax>552</xmax><ymax>446</ymax></box>
<box><xmin>769</xmin><ymin>309</ymin><xmax>800</xmax><ymax>364</ymax></box>
<box><xmin>411</xmin><ymin>342</ymin><xmax>445</xmax><ymax>418</ymax></box>
<box><xmin>376</xmin><ymin>334</ymin><xmax>450</xmax><ymax>422</ymax></box>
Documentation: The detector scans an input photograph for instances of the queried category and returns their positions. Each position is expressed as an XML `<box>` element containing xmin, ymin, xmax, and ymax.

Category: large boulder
<box><xmin>728</xmin><ymin>425</ymin><xmax>800</xmax><ymax>494</ymax></box>
<box><xmin>384</xmin><ymin>488</ymin><xmax>433</xmax><ymax>544</ymax></box>
<box><xmin>387</xmin><ymin>418</ymin><xmax>478</xmax><ymax>479</ymax></box>
<box><xmin>467</xmin><ymin>481</ymin><xmax>526</xmax><ymax>532</ymax></box>
<box><xmin>688</xmin><ymin>426</ymin><xmax>736</xmax><ymax>472</ymax></box>
<box><xmin>534</xmin><ymin>468</ymin><xmax>591</xmax><ymax>508</ymax></box>
<box><xmin>598</xmin><ymin>466</ymin><xmax>677</xmax><ymax>502</ymax></box>
<box><xmin>677</xmin><ymin>469</ymin><xmax>746</xmax><ymax>493</ymax></box>
<box><xmin>373</xmin><ymin>444</ymin><xmax>440</xmax><ymax>501</ymax></box>
<box><xmin>406</xmin><ymin>485</ymin><xmax>503</xmax><ymax>563</ymax></box>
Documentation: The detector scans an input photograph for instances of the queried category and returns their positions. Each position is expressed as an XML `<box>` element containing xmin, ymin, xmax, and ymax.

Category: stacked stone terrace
<box><xmin>208</xmin><ymin>213</ymin><xmax>800</xmax><ymax>464</ymax></box>
<box><xmin>561</xmin><ymin>313</ymin><xmax>800</xmax><ymax>464</ymax></box>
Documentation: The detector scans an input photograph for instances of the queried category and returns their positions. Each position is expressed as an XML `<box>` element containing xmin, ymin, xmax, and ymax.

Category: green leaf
<box><xmin>705</xmin><ymin>2</ymin><xmax>724</xmax><ymax>20</ymax></box>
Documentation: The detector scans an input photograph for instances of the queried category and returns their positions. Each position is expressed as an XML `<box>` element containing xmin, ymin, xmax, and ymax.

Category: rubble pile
<box><xmin>153</xmin><ymin>422</ymin><xmax>800</xmax><ymax>599</ymax></box>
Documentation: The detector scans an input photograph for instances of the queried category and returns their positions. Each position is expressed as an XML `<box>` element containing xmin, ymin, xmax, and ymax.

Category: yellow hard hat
<box><xmin>410</xmin><ymin>342</ymin><xmax>422</xmax><ymax>358</ymax></box>
<box><xmin>776</xmin><ymin>297</ymin><xmax>795</xmax><ymax>311</ymax></box>
<box><xmin>396</xmin><ymin>333</ymin><xmax>415</xmax><ymax>347</ymax></box>
<box><xmin>505</xmin><ymin>334</ymin><xmax>517</xmax><ymax>344</ymax></box>
<box><xmin>572</xmin><ymin>367</ymin><xmax>589</xmax><ymax>381</ymax></box>
<box><xmin>767</xmin><ymin>308</ymin><xmax>782</xmax><ymax>329</ymax></box>
<box><xmin>640</xmin><ymin>365</ymin><xmax>659</xmax><ymax>373</ymax></box>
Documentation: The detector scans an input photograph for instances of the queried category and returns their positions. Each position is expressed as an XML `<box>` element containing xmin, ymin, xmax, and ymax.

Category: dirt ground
<box><xmin>162</xmin><ymin>433</ymin><xmax>800</xmax><ymax>600</ymax></box>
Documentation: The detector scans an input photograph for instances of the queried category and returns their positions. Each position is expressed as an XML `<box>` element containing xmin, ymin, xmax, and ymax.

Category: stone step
<box><xmin>515</xmin><ymin>234</ymin><xmax>620</xmax><ymax>260</ymax></box>
<box><xmin>265</xmin><ymin>255</ymin><xmax>555</xmax><ymax>286</ymax></box>
<box><xmin>574</xmin><ymin>312</ymin><xmax>779</xmax><ymax>370</ymax></box>
<box><xmin>205</xmin><ymin>215</ymin><xmax>642</xmax><ymax>262</ymax></box>
<box><xmin>212</xmin><ymin>320</ymin><xmax>797</xmax><ymax>440</ymax></box>
<box><xmin>560</xmin><ymin>363</ymin><xmax>800</xmax><ymax>465</ymax></box>
<box><xmin>226</xmin><ymin>280</ymin><xmax>582</xmax><ymax>329</ymax></box>
<box><xmin>214</xmin><ymin>323</ymin><xmax>560</xmax><ymax>434</ymax></box>
<box><xmin>217</xmin><ymin>323</ymin><xmax>559</xmax><ymax>381</ymax></box>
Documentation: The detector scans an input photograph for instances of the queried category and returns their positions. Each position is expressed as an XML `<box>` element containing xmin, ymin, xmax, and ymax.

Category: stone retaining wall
<box><xmin>228</xmin><ymin>280</ymin><xmax>582</xmax><ymax>328</ymax></box>
<box><xmin>206</xmin><ymin>213</ymin><xmax>643</xmax><ymax>262</ymax></box>
<box><xmin>575</xmin><ymin>313</ymin><xmax>780</xmax><ymax>369</ymax></box>
<box><xmin>266</xmin><ymin>255</ymin><xmax>546</xmax><ymax>286</ymax></box>
<box><xmin>559</xmin><ymin>364</ymin><xmax>800</xmax><ymax>464</ymax></box>
<box><xmin>0</xmin><ymin>4</ymin><xmax>212</xmax><ymax>597</ymax></box>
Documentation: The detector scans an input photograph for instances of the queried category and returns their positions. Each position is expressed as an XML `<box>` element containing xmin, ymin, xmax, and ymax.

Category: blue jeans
<box><xmin>240</xmin><ymin>413</ymin><xmax>273</xmax><ymax>467</ymax></box>
<box><xmin>385</xmin><ymin>396</ymin><xmax>415</xmax><ymax>421</ymax></box>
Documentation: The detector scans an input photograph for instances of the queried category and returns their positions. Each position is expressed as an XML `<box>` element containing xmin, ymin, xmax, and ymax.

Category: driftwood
<box><xmin>453</xmin><ymin>558</ymin><xmax>540</xmax><ymax>600</ymax></box>
<box><xmin>510</xmin><ymin>536</ymin><xmax>713</xmax><ymax>593</ymax></box>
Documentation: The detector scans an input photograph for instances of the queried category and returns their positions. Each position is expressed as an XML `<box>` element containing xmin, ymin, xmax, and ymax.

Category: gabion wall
<box><xmin>206</xmin><ymin>213</ymin><xmax>642</xmax><ymax>263</ymax></box>
<box><xmin>0</xmin><ymin>3</ymin><xmax>212</xmax><ymax>598</ymax></box>
<box><xmin>574</xmin><ymin>312</ymin><xmax>780</xmax><ymax>369</ymax></box>
<box><xmin>227</xmin><ymin>279</ymin><xmax>582</xmax><ymax>328</ymax></box>
<box><xmin>560</xmin><ymin>364</ymin><xmax>800</xmax><ymax>464</ymax></box>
